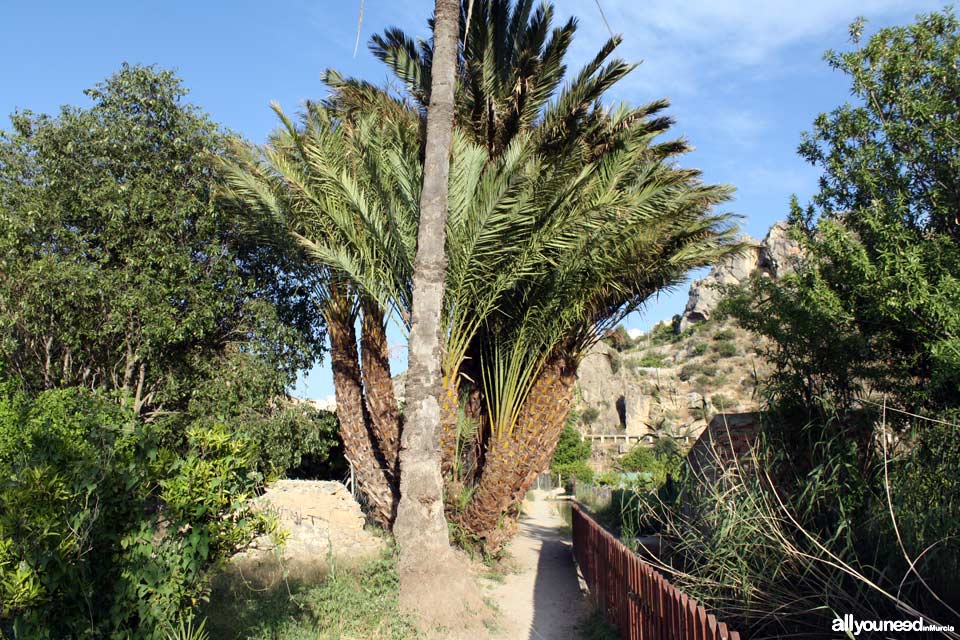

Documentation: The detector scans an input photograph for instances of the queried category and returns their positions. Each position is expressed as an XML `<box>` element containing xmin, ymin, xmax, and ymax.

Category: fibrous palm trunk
<box><xmin>460</xmin><ymin>352</ymin><xmax>576</xmax><ymax>551</ymax></box>
<box><xmin>439</xmin><ymin>372</ymin><xmax>461</xmax><ymax>476</ymax></box>
<box><xmin>360</xmin><ymin>296</ymin><xmax>401</xmax><ymax>485</ymax></box>
<box><xmin>325</xmin><ymin>288</ymin><xmax>396</xmax><ymax>526</ymax></box>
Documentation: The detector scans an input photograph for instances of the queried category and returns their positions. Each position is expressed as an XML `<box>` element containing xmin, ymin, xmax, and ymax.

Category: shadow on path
<box><xmin>486</xmin><ymin>492</ymin><xmax>588</xmax><ymax>639</ymax></box>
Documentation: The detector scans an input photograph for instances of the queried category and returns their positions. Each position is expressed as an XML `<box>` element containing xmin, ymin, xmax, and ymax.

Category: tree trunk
<box><xmin>325</xmin><ymin>287</ymin><xmax>397</xmax><ymax>526</ymax></box>
<box><xmin>394</xmin><ymin>0</ymin><xmax>476</xmax><ymax>625</ymax></box>
<box><xmin>439</xmin><ymin>371</ymin><xmax>461</xmax><ymax>476</ymax></box>
<box><xmin>360</xmin><ymin>296</ymin><xmax>401</xmax><ymax>486</ymax></box>
<box><xmin>460</xmin><ymin>352</ymin><xmax>576</xmax><ymax>551</ymax></box>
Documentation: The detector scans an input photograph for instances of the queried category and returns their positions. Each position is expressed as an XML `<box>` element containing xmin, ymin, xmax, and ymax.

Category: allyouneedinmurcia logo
<box><xmin>832</xmin><ymin>614</ymin><xmax>955</xmax><ymax>635</ymax></box>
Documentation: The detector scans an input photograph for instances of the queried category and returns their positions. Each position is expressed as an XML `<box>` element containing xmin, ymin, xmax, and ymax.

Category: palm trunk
<box><xmin>325</xmin><ymin>287</ymin><xmax>396</xmax><ymax>526</ymax></box>
<box><xmin>460</xmin><ymin>352</ymin><xmax>576</xmax><ymax>551</ymax></box>
<box><xmin>439</xmin><ymin>371</ymin><xmax>460</xmax><ymax>476</ymax></box>
<box><xmin>360</xmin><ymin>296</ymin><xmax>401</xmax><ymax>486</ymax></box>
<box><xmin>394</xmin><ymin>0</ymin><xmax>468</xmax><ymax>619</ymax></box>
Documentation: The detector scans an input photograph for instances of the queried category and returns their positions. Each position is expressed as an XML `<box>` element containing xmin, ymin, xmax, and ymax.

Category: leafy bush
<box><xmin>552</xmin><ymin>425</ymin><xmax>591</xmax><ymax>466</ymax></box>
<box><xmin>709</xmin><ymin>394</ymin><xmax>734</xmax><ymax>410</ymax></box>
<box><xmin>712</xmin><ymin>328</ymin><xmax>735</xmax><ymax>341</ymax></box>
<box><xmin>0</xmin><ymin>384</ymin><xmax>271</xmax><ymax>637</ymax></box>
<box><xmin>635</xmin><ymin>353</ymin><xmax>668</xmax><ymax>368</ymax></box>
<box><xmin>552</xmin><ymin>461</ymin><xmax>594</xmax><ymax>484</ymax></box>
<box><xmin>712</xmin><ymin>340</ymin><xmax>738</xmax><ymax>358</ymax></box>
<box><xmin>580</xmin><ymin>406</ymin><xmax>600</xmax><ymax>425</ymax></box>
<box><xmin>618</xmin><ymin>445</ymin><xmax>656</xmax><ymax>474</ymax></box>
<box><xmin>649</xmin><ymin>322</ymin><xmax>678</xmax><ymax>345</ymax></box>
<box><xmin>689</xmin><ymin>342</ymin><xmax>708</xmax><ymax>357</ymax></box>
<box><xmin>679</xmin><ymin>363</ymin><xmax>718</xmax><ymax>381</ymax></box>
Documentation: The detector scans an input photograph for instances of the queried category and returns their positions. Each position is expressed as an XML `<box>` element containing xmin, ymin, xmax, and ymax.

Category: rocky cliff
<box><xmin>570</xmin><ymin>221</ymin><xmax>798</xmax><ymax>456</ymax></box>
<box><xmin>679</xmin><ymin>221</ymin><xmax>800</xmax><ymax>330</ymax></box>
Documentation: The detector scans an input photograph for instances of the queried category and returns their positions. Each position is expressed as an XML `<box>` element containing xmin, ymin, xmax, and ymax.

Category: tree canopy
<box><xmin>0</xmin><ymin>63</ymin><xmax>326</xmax><ymax>419</ymax></box>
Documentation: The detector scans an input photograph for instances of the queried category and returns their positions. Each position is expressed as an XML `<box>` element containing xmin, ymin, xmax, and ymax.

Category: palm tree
<box><xmin>220</xmin><ymin>100</ymin><xmax>418</xmax><ymax>526</ymax></box>
<box><xmin>367</xmin><ymin>0</ymin><xmax>698</xmax><ymax>482</ymax></box>
<box><xmin>223</xmin><ymin>0</ymin><xmax>741</xmax><ymax>550</ymax></box>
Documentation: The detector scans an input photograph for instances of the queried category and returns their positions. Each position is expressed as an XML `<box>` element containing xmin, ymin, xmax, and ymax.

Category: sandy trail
<box><xmin>482</xmin><ymin>491</ymin><xmax>589</xmax><ymax>639</ymax></box>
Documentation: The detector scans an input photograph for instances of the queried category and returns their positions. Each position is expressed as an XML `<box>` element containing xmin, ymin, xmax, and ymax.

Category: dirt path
<box><xmin>482</xmin><ymin>491</ymin><xmax>589</xmax><ymax>639</ymax></box>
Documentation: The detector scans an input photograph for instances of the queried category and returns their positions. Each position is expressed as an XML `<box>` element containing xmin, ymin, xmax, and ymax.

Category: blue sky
<box><xmin>1</xmin><ymin>0</ymin><xmax>946</xmax><ymax>402</ymax></box>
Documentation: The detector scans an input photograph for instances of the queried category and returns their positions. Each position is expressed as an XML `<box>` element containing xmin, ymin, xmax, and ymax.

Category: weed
<box><xmin>576</xmin><ymin>609</ymin><xmax>619</xmax><ymax>639</ymax></box>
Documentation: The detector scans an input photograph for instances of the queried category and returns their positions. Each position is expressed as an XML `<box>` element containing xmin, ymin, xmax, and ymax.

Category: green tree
<box><xmin>550</xmin><ymin>422</ymin><xmax>593</xmax><ymax>482</ymax></box>
<box><xmin>225</xmin><ymin>0</ymin><xmax>740</xmax><ymax>552</ymax></box>
<box><xmin>0</xmin><ymin>64</ymin><xmax>325</xmax><ymax>424</ymax></box>
<box><xmin>713</xmin><ymin>11</ymin><xmax>960</xmax><ymax>629</ymax></box>
<box><xmin>727</xmin><ymin>9</ymin><xmax>960</xmax><ymax>423</ymax></box>
<box><xmin>799</xmin><ymin>11</ymin><xmax>960</xmax><ymax>242</ymax></box>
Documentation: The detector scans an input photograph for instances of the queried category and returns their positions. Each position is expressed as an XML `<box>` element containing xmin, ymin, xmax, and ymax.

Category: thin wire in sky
<box><xmin>594</xmin><ymin>0</ymin><xmax>615</xmax><ymax>39</ymax></box>
<box><xmin>353</xmin><ymin>0</ymin><xmax>365</xmax><ymax>57</ymax></box>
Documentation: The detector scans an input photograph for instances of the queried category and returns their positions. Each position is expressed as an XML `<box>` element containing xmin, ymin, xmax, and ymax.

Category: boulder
<box><xmin>680</xmin><ymin>220</ymin><xmax>804</xmax><ymax>331</ymax></box>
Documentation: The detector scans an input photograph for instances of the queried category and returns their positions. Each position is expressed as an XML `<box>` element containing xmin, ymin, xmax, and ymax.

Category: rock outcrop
<box><xmin>229</xmin><ymin>480</ymin><xmax>383</xmax><ymax>582</ymax></box>
<box><xmin>679</xmin><ymin>221</ymin><xmax>800</xmax><ymax>330</ymax></box>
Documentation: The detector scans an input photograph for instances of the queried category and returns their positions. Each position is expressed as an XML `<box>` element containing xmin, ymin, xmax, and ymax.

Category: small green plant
<box><xmin>713</xmin><ymin>328</ymin><xmax>736</xmax><ymax>341</ymax></box>
<box><xmin>581</xmin><ymin>406</ymin><xmax>601</xmax><ymax>425</ymax></box>
<box><xmin>710</xmin><ymin>393</ymin><xmax>734</xmax><ymax>410</ymax></box>
<box><xmin>636</xmin><ymin>353</ymin><xmax>668</xmax><ymax>368</ymax></box>
<box><xmin>690</xmin><ymin>342</ymin><xmax>708</xmax><ymax>357</ymax></box>
<box><xmin>713</xmin><ymin>340</ymin><xmax>738</xmax><ymax>358</ymax></box>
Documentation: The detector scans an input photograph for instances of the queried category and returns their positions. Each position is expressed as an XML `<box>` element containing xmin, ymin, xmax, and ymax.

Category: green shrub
<box><xmin>553</xmin><ymin>461</ymin><xmax>594</xmax><ymax>484</ymax></box>
<box><xmin>713</xmin><ymin>328</ymin><xmax>736</xmax><ymax>341</ymax></box>
<box><xmin>709</xmin><ymin>394</ymin><xmax>734</xmax><ymax>410</ymax></box>
<box><xmin>580</xmin><ymin>406</ymin><xmax>600</xmax><ymax>425</ymax></box>
<box><xmin>679</xmin><ymin>363</ymin><xmax>718</xmax><ymax>381</ymax></box>
<box><xmin>713</xmin><ymin>340</ymin><xmax>738</xmax><ymax>358</ymax></box>
<box><xmin>618</xmin><ymin>446</ymin><xmax>656</xmax><ymax>473</ymax></box>
<box><xmin>689</xmin><ymin>342</ymin><xmax>708</xmax><ymax>357</ymax></box>
<box><xmin>632</xmin><ymin>353</ymin><xmax>668</xmax><ymax>368</ymax></box>
<box><xmin>0</xmin><ymin>384</ymin><xmax>271</xmax><ymax>637</ymax></box>
<box><xmin>551</xmin><ymin>425</ymin><xmax>592</xmax><ymax>469</ymax></box>
<box><xmin>649</xmin><ymin>322</ymin><xmax>677</xmax><ymax>345</ymax></box>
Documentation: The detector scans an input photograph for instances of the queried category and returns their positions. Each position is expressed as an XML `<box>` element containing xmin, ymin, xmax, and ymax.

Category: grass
<box><xmin>576</xmin><ymin>610</ymin><xmax>619</xmax><ymax>639</ymax></box>
<box><xmin>203</xmin><ymin>549</ymin><xmax>418</xmax><ymax>640</ymax></box>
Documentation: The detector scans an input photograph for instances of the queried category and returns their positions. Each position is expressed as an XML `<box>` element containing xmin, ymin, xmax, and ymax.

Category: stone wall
<box><xmin>686</xmin><ymin>412</ymin><xmax>762</xmax><ymax>481</ymax></box>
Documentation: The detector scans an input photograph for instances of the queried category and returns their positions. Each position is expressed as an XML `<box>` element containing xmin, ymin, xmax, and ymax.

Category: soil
<box><xmin>481</xmin><ymin>490</ymin><xmax>590</xmax><ymax>639</ymax></box>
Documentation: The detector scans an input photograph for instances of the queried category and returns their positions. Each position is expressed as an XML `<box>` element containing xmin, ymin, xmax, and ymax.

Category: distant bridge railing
<box><xmin>572</xmin><ymin>503</ymin><xmax>741</xmax><ymax>640</ymax></box>
<box><xmin>581</xmin><ymin>433</ymin><xmax>695</xmax><ymax>446</ymax></box>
